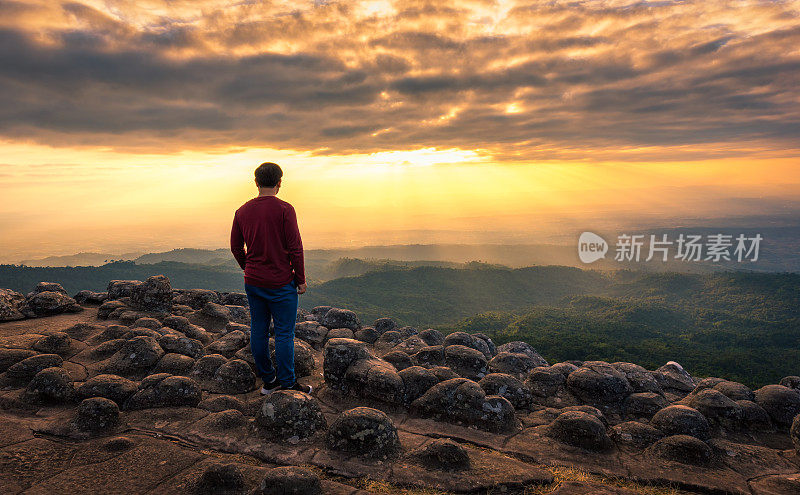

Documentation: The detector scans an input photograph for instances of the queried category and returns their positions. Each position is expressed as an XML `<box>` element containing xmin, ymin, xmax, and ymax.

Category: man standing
<box><xmin>230</xmin><ymin>162</ymin><xmax>311</xmax><ymax>395</ymax></box>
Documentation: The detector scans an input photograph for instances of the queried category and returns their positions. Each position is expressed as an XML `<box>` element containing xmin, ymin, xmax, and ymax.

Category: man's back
<box><xmin>230</xmin><ymin>195</ymin><xmax>305</xmax><ymax>289</ymax></box>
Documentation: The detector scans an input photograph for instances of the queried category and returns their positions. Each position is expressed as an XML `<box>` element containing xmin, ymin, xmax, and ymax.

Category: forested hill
<box><xmin>301</xmin><ymin>267</ymin><xmax>800</xmax><ymax>387</ymax></box>
<box><xmin>299</xmin><ymin>264</ymin><xmax>612</xmax><ymax>323</ymax></box>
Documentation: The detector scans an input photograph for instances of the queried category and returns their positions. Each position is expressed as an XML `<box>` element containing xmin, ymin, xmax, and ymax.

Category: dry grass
<box><xmin>353</xmin><ymin>478</ymin><xmax>450</xmax><ymax>495</ymax></box>
<box><xmin>525</xmin><ymin>465</ymin><xmax>688</xmax><ymax>495</ymax></box>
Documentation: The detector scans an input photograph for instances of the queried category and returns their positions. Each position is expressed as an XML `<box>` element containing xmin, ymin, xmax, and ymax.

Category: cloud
<box><xmin>0</xmin><ymin>0</ymin><xmax>797</xmax><ymax>160</ymax></box>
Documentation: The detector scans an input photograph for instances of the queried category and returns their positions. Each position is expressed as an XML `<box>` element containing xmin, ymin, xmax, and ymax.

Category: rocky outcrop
<box><xmin>19</xmin><ymin>290</ymin><xmax>82</xmax><ymax>318</ymax></box>
<box><xmin>2</xmin><ymin>276</ymin><xmax>800</xmax><ymax>495</ymax></box>
<box><xmin>128</xmin><ymin>275</ymin><xmax>173</xmax><ymax>312</ymax></box>
<box><xmin>0</xmin><ymin>288</ymin><xmax>26</xmax><ymax>321</ymax></box>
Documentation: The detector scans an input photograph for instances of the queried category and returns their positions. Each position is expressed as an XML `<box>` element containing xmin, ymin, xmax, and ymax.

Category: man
<box><xmin>230</xmin><ymin>162</ymin><xmax>311</xmax><ymax>395</ymax></box>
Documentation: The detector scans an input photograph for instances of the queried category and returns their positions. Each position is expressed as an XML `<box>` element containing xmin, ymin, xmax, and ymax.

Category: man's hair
<box><xmin>254</xmin><ymin>162</ymin><xmax>283</xmax><ymax>188</ymax></box>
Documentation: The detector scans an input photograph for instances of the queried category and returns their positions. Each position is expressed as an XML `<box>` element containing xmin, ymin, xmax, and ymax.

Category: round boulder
<box><xmin>444</xmin><ymin>332</ymin><xmax>491</xmax><ymax>358</ymax></box>
<box><xmin>612</xmin><ymin>362</ymin><xmax>662</xmax><ymax>393</ymax></box>
<box><xmin>198</xmin><ymin>395</ymin><xmax>247</xmax><ymax>414</ymax></box>
<box><xmin>129</xmin><ymin>275</ymin><xmax>172</xmax><ymax>312</ymax></box>
<box><xmin>200</xmin><ymin>302</ymin><xmax>231</xmax><ymax>320</ymax></box>
<box><xmin>76</xmin><ymin>374</ymin><xmax>138</xmax><ymax>405</ymax></box>
<box><xmin>124</xmin><ymin>375</ymin><xmax>202</xmax><ymax>410</ymax></box>
<box><xmin>309</xmin><ymin>305</ymin><xmax>332</xmax><ymax>321</ymax></box>
<box><xmin>104</xmin><ymin>336</ymin><xmax>164</xmax><ymax>376</ymax></box>
<box><xmin>753</xmin><ymin>384</ymin><xmax>800</xmax><ymax>428</ymax></box>
<box><xmin>526</xmin><ymin>366</ymin><xmax>568</xmax><ymax>398</ymax></box>
<box><xmin>645</xmin><ymin>434</ymin><xmax>712</xmax><ymax>465</ymax></box>
<box><xmin>320</xmin><ymin>308</ymin><xmax>361</xmax><ymax>331</ymax></box>
<box><xmin>205</xmin><ymin>330</ymin><xmax>248</xmax><ymax>358</ymax></box>
<box><xmin>24</xmin><ymin>367</ymin><xmax>75</xmax><ymax>403</ymax></box>
<box><xmin>374</xmin><ymin>330</ymin><xmax>403</xmax><ymax>351</ymax></box>
<box><xmin>212</xmin><ymin>359</ymin><xmax>255</xmax><ymax>394</ymax></box>
<box><xmin>33</xmin><ymin>332</ymin><xmax>73</xmax><ymax>355</ymax></box>
<box><xmin>736</xmin><ymin>399</ymin><xmax>773</xmax><ymax>431</ymax></box>
<box><xmin>132</xmin><ymin>317</ymin><xmax>162</xmax><ymax>329</ymax></box>
<box><xmin>0</xmin><ymin>348</ymin><xmax>36</xmax><ymax>373</ymax></box>
<box><xmin>326</xmin><ymin>407</ymin><xmax>401</xmax><ymax>459</ymax></box>
<box><xmin>20</xmin><ymin>291</ymin><xmax>82</xmax><ymax>318</ymax></box>
<box><xmin>430</xmin><ymin>366</ymin><xmax>459</xmax><ymax>382</ymax></box>
<box><xmin>566</xmin><ymin>361</ymin><xmax>632</xmax><ymax>407</ymax></box>
<box><xmin>383</xmin><ymin>350</ymin><xmax>413</xmax><ymax>371</ymax></box>
<box><xmin>75</xmin><ymin>397</ymin><xmax>120</xmax><ymax>432</ymax></box>
<box><xmin>6</xmin><ymin>353</ymin><xmax>63</xmax><ymax>382</ymax></box>
<box><xmin>153</xmin><ymin>353</ymin><xmax>196</xmax><ymax>375</ymax></box>
<box><xmin>685</xmin><ymin>388</ymin><xmax>742</xmax><ymax>424</ymax></box>
<box><xmin>373</xmin><ymin>317</ymin><xmax>397</xmax><ymax>334</ymax></box>
<box><xmin>353</xmin><ymin>326</ymin><xmax>380</xmax><ymax>344</ymax></box>
<box><xmin>97</xmin><ymin>300</ymin><xmax>126</xmax><ymax>319</ymax></box>
<box><xmin>411</xmin><ymin>345</ymin><xmax>444</xmax><ymax>368</ymax></box>
<box><xmin>418</xmin><ymin>328</ymin><xmax>444</xmax><ymax>346</ymax></box>
<box><xmin>195</xmin><ymin>463</ymin><xmax>245</xmax><ymax>495</ymax></box>
<box><xmin>444</xmin><ymin>344</ymin><xmax>488</xmax><ymax>381</ymax></box>
<box><xmin>650</xmin><ymin>405</ymin><xmax>710</xmax><ymax>441</ymax></box>
<box><xmin>488</xmin><ymin>351</ymin><xmax>539</xmax><ymax>379</ymax></box>
<box><xmin>547</xmin><ymin>410</ymin><xmax>611</xmax><ymax>451</ymax></box>
<box><xmin>0</xmin><ymin>288</ymin><xmax>25</xmax><ymax>321</ymax></box>
<box><xmin>479</xmin><ymin>373</ymin><xmax>533</xmax><ymax>409</ymax></box>
<box><xmin>253</xmin><ymin>466</ymin><xmax>321</xmax><ymax>495</ymax></box>
<box><xmin>255</xmin><ymin>390</ymin><xmax>326</xmax><ymax>440</ymax></box>
<box><xmin>496</xmin><ymin>341</ymin><xmax>547</xmax><ymax>366</ymax></box>
<box><xmin>410</xmin><ymin>378</ymin><xmax>516</xmax><ymax>433</ymax></box>
<box><xmin>344</xmin><ymin>357</ymin><xmax>404</xmax><ymax>404</ymax></box>
<box><xmin>106</xmin><ymin>280</ymin><xmax>141</xmax><ymax>300</ymax></box>
<box><xmin>779</xmin><ymin>376</ymin><xmax>800</xmax><ymax>390</ymax></box>
<box><xmin>653</xmin><ymin>361</ymin><xmax>695</xmax><ymax>393</ymax></box>
<box><xmin>394</xmin><ymin>335</ymin><xmax>428</xmax><ymax>355</ymax></box>
<box><xmin>399</xmin><ymin>366</ymin><xmax>439</xmax><ymax>404</ymax></box>
<box><xmin>294</xmin><ymin>321</ymin><xmax>328</xmax><ymax>349</ymax></box>
<box><xmin>609</xmin><ymin>421</ymin><xmax>664</xmax><ymax>449</ymax></box>
<box><xmin>158</xmin><ymin>334</ymin><xmax>204</xmax><ymax>359</ymax></box>
<box><xmin>326</xmin><ymin>327</ymin><xmax>354</xmax><ymax>341</ymax></box>
<box><xmin>713</xmin><ymin>380</ymin><xmax>753</xmax><ymax>401</ymax></box>
<box><xmin>410</xmin><ymin>438</ymin><xmax>470</xmax><ymax>471</ymax></box>
<box><xmin>322</xmin><ymin>338</ymin><xmax>370</xmax><ymax>391</ymax></box>
<box><xmin>191</xmin><ymin>354</ymin><xmax>227</xmax><ymax>381</ymax></box>
<box><xmin>623</xmin><ymin>392</ymin><xmax>669</xmax><ymax>420</ymax></box>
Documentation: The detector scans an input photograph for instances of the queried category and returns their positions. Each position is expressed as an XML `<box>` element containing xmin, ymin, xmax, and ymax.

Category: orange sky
<box><xmin>0</xmin><ymin>1</ymin><xmax>799</xmax><ymax>262</ymax></box>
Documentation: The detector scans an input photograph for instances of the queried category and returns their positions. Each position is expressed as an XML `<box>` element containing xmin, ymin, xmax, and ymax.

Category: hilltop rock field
<box><xmin>2</xmin><ymin>275</ymin><xmax>800</xmax><ymax>494</ymax></box>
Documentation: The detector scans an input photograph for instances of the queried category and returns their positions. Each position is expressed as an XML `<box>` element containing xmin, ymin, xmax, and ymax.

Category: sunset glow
<box><xmin>1</xmin><ymin>0</ymin><xmax>798</xmax><ymax>262</ymax></box>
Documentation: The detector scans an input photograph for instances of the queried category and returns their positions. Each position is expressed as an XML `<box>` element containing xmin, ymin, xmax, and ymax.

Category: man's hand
<box><xmin>296</xmin><ymin>283</ymin><xmax>307</xmax><ymax>294</ymax></box>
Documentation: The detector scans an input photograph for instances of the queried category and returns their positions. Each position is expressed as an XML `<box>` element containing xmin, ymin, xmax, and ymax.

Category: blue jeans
<box><xmin>244</xmin><ymin>280</ymin><xmax>298</xmax><ymax>387</ymax></box>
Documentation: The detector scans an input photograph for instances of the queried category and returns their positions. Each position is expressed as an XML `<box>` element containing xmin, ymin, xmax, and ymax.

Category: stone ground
<box><xmin>1</xmin><ymin>301</ymin><xmax>800</xmax><ymax>494</ymax></box>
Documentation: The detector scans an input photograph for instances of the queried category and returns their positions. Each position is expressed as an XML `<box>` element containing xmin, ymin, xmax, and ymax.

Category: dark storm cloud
<box><xmin>0</xmin><ymin>0</ymin><xmax>798</xmax><ymax>160</ymax></box>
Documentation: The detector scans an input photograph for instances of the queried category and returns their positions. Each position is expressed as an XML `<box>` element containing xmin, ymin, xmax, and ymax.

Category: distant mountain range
<box><xmin>15</xmin><ymin>232</ymin><xmax>800</xmax><ymax>273</ymax></box>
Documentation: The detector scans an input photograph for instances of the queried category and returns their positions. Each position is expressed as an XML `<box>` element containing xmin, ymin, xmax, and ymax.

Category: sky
<box><xmin>0</xmin><ymin>0</ymin><xmax>798</xmax><ymax>263</ymax></box>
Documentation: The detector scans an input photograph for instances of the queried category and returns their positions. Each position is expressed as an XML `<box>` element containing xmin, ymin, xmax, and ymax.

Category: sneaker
<box><xmin>280</xmin><ymin>382</ymin><xmax>312</xmax><ymax>394</ymax></box>
<box><xmin>260</xmin><ymin>377</ymin><xmax>281</xmax><ymax>395</ymax></box>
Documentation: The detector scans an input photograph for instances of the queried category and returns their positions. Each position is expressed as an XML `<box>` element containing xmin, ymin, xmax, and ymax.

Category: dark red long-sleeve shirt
<box><xmin>230</xmin><ymin>195</ymin><xmax>306</xmax><ymax>288</ymax></box>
